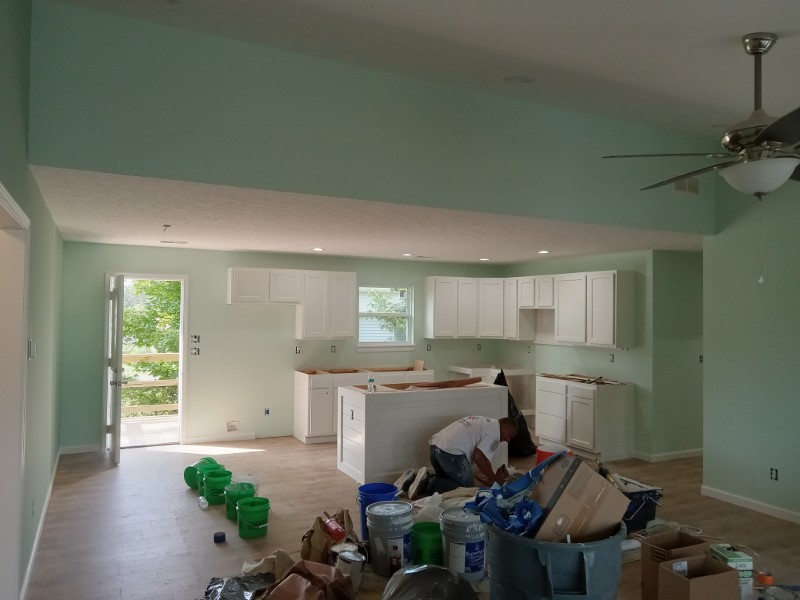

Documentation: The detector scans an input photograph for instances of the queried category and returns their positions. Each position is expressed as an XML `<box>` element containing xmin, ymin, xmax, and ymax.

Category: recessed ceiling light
<box><xmin>479</xmin><ymin>258</ymin><xmax>491</xmax><ymax>261</ymax></box>
<box><xmin>538</xmin><ymin>250</ymin><xmax>550</xmax><ymax>254</ymax></box>
<box><xmin>312</xmin><ymin>247</ymin><xmax>325</xmax><ymax>252</ymax></box>
<box><xmin>402</xmin><ymin>253</ymin><xmax>414</xmax><ymax>257</ymax></box>
<box><xmin>505</xmin><ymin>76</ymin><xmax>535</xmax><ymax>84</ymax></box>
<box><xmin>160</xmin><ymin>240</ymin><xmax>188</xmax><ymax>245</ymax></box>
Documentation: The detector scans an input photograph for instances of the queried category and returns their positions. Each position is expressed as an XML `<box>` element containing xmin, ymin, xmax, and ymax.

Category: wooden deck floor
<box><xmin>120</xmin><ymin>414</ymin><xmax>179</xmax><ymax>448</ymax></box>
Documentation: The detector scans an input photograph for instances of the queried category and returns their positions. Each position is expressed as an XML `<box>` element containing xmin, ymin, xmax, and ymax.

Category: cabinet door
<box><xmin>555</xmin><ymin>273</ymin><xmax>587</xmax><ymax>343</ymax></box>
<box><xmin>424</xmin><ymin>277</ymin><xmax>457</xmax><ymax>338</ymax></box>
<box><xmin>587</xmin><ymin>271</ymin><xmax>616</xmax><ymax>346</ymax></box>
<box><xmin>269</xmin><ymin>269</ymin><xmax>303</xmax><ymax>303</ymax></box>
<box><xmin>567</xmin><ymin>394</ymin><xmax>595</xmax><ymax>450</ymax></box>
<box><xmin>308</xmin><ymin>388</ymin><xmax>335</xmax><ymax>436</ymax></box>
<box><xmin>536</xmin><ymin>413</ymin><xmax>567</xmax><ymax>444</ymax></box>
<box><xmin>534</xmin><ymin>276</ymin><xmax>555</xmax><ymax>308</ymax></box>
<box><xmin>504</xmin><ymin>279</ymin><xmax>518</xmax><ymax>338</ymax></box>
<box><xmin>456</xmin><ymin>278</ymin><xmax>478</xmax><ymax>337</ymax></box>
<box><xmin>227</xmin><ymin>267</ymin><xmax>269</xmax><ymax>304</ymax></box>
<box><xmin>329</xmin><ymin>272</ymin><xmax>356</xmax><ymax>338</ymax></box>
<box><xmin>478</xmin><ymin>278</ymin><xmax>504</xmax><ymax>338</ymax></box>
<box><xmin>518</xmin><ymin>276</ymin><xmax>535</xmax><ymax>308</ymax></box>
<box><xmin>297</xmin><ymin>271</ymin><xmax>329</xmax><ymax>339</ymax></box>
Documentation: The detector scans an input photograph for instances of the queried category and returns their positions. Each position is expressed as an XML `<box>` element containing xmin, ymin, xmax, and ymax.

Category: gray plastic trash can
<box><xmin>486</xmin><ymin>522</ymin><xmax>626</xmax><ymax>600</ymax></box>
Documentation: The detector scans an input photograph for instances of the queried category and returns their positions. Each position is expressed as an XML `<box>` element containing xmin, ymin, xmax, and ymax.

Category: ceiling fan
<box><xmin>605</xmin><ymin>33</ymin><xmax>800</xmax><ymax>199</ymax></box>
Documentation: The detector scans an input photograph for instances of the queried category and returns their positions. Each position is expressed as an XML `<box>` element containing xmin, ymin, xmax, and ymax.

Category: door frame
<box><xmin>101</xmin><ymin>273</ymin><xmax>189</xmax><ymax>451</ymax></box>
<box><xmin>0</xmin><ymin>181</ymin><xmax>30</xmax><ymax>599</ymax></box>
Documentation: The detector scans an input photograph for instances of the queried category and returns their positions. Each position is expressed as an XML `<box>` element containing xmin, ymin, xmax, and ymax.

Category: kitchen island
<box><xmin>337</xmin><ymin>382</ymin><xmax>508</xmax><ymax>484</ymax></box>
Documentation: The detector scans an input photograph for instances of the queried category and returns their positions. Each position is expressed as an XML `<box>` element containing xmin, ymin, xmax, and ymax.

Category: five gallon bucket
<box><xmin>486</xmin><ymin>521</ymin><xmax>626</xmax><ymax>600</ymax></box>
<box><xmin>412</xmin><ymin>521</ymin><xmax>443</xmax><ymax>566</ymax></box>
<box><xmin>224</xmin><ymin>482</ymin><xmax>255</xmax><ymax>520</ymax></box>
<box><xmin>203</xmin><ymin>469</ymin><xmax>232</xmax><ymax>505</ymax></box>
<box><xmin>196</xmin><ymin>462</ymin><xmax>225</xmax><ymax>493</ymax></box>
<box><xmin>357</xmin><ymin>483</ymin><xmax>397</xmax><ymax>541</ymax></box>
<box><xmin>184</xmin><ymin>457</ymin><xmax>217</xmax><ymax>489</ymax></box>
<box><xmin>237</xmin><ymin>496</ymin><xmax>270</xmax><ymax>539</ymax></box>
<box><xmin>366</xmin><ymin>501</ymin><xmax>413</xmax><ymax>577</ymax></box>
<box><xmin>440</xmin><ymin>506</ymin><xmax>486</xmax><ymax>582</ymax></box>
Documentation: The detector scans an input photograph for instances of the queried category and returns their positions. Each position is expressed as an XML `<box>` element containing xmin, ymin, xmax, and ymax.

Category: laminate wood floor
<box><xmin>25</xmin><ymin>437</ymin><xmax>800</xmax><ymax>600</ymax></box>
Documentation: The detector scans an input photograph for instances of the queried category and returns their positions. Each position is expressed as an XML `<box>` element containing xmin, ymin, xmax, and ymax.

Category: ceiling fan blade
<box><xmin>603</xmin><ymin>152</ymin><xmax>731</xmax><ymax>159</ymax></box>
<box><xmin>640</xmin><ymin>160</ymin><xmax>741</xmax><ymax>191</ymax></box>
<box><xmin>753</xmin><ymin>105</ymin><xmax>800</xmax><ymax>145</ymax></box>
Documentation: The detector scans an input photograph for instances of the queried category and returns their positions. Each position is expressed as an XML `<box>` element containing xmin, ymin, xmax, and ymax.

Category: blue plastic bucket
<box><xmin>357</xmin><ymin>483</ymin><xmax>397</xmax><ymax>541</ymax></box>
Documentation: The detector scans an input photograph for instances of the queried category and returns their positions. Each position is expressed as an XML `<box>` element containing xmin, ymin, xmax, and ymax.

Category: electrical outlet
<box><xmin>330</xmin><ymin>345</ymin><xmax>336</xmax><ymax>353</ymax></box>
<box><xmin>527</xmin><ymin>346</ymin><xmax>531</xmax><ymax>354</ymax></box>
<box><xmin>226</xmin><ymin>420</ymin><xmax>239</xmax><ymax>432</ymax></box>
<box><xmin>190</xmin><ymin>347</ymin><xmax>200</xmax><ymax>356</ymax></box>
<box><xmin>609</xmin><ymin>353</ymin><xmax>615</xmax><ymax>363</ymax></box>
<box><xmin>426</xmin><ymin>344</ymin><xmax>431</xmax><ymax>351</ymax></box>
<box><xmin>264</xmin><ymin>408</ymin><xmax>270</xmax><ymax>416</ymax></box>
<box><xmin>477</xmin><ymin>343</ymin><xmax>482</xmax><ymax>350</ymax></box>
<box><xmin>295</xmin><ymin>346</ymin><xmax>301</xmax><ymax>354</ymax></box>
<box><xmin>190</xmin><ymin>334</ymin><xmax>200</xmax><ymax>343</ymax></box>
<box><xmin>770</xmin><ymin>468</ymin><xmax>779</xmax><ymax>481</ymax></box>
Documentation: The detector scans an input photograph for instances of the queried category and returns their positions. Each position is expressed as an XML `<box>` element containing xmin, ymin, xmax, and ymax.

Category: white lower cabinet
<box><xmin>535</xmin><ymin>376</ymin><xmax>633</xmax><ymax>460</ymax></box>
<box><xmin>294</xmin><ymin>369</ymin><xmax>435</xmax><ymax>444</ymax></box>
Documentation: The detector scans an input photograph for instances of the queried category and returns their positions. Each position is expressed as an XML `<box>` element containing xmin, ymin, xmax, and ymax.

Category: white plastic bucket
<box><xmin>366</xmin><ymin>501</ymin><xmax>413</xmax><ymax>577</ymax></box>
<box><xmin>440</xmin><ymin>506</ymin><xmax>486</xmax><ymax>582</ymax></box>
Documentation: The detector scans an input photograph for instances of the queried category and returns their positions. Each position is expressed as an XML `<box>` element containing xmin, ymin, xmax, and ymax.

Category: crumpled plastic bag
<box><xmin>380</xmin><ymin>565</ymin><xmax>478</xmax><ymax>600</ymax></box>
<box><xmin>464</xmin><ymin>451</ymin><xmax>565</xmax><ymax>535</ymax></box>
<box><xmin>200</xmin><ymin>573</ymin><xmax>275</xmax><ymax>600</ymax></box>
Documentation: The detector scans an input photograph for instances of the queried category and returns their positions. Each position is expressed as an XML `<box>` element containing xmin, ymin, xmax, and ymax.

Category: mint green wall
<box><xmin>1</xmin><ymin>0</ymin><xmax>64</xmax><ymax>590</ymax></box>
<box><xmin>60</xmin><ymin>242</ymin><xmax>508</xmax><ymax>447</ymax></box>
<box><xmin>704</xmin><ymin>186</ymin><xmax>800</xmax><ymax>510</ymax></box>
<box><xmin>651</xmin><ymin>251</ymin><xmax>703</xmax><ymax>454</ymax></box>
<box><xmin>29</xmin><ymin>0</ymin><xmax>718</xmax><ymax>235</ymax></box>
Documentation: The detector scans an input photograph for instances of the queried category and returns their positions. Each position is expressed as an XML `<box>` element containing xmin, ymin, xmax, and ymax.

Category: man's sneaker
<box><xmin>393</xmin><ymin>468</ymin><xmax>416</xmax><ymax>495</ymax></box>
<box><xmin>407</xmin><ymin>467</ymin><xmax>430</xmax><ymax>500</ymax></box>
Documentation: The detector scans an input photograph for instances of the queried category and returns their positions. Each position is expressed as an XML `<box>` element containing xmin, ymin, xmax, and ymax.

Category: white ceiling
<box><xmin>35</xmin><ymin>0</ymin><xmax>800</xmax><ymax>262</ymax></box>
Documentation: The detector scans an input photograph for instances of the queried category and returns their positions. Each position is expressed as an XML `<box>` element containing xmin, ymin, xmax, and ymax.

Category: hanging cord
<box><xmin>757</xmin><ymin>199</ymin><xmax>767</xmax><ymax>284</ymax></box>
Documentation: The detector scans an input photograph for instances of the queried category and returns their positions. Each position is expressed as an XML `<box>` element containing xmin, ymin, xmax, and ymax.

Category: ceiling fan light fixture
<box><xmin>719</xmin><ymin>158</ymin><xmax>800</xmax><ymax>196</ymax></box>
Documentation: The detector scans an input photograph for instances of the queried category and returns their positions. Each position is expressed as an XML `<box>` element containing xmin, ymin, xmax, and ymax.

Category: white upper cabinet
<box><xmin>535</xmin><ymin>275</ymin><xmax>555</xmax><ymax>308</ymax></box>
<box><xmin>456</xmin><ymin>278</ymin><xmax>478</xmax><ymax>337</ymax></box>
<box><xmin>424</xmin><ymin>276</ymin><xmax>478</xmax><ymax>338</ymax></box>
<box><xmin>269</xmin><ymin>269</ymin><xmax>303</xmax><ymax>303</ymax></box>
<box><xmin>296</xmin><ymin>271</ymin><xmax>356</xmax><ymax>340</ymax></box>
<box><xmin>555</xmin><ymin>273</ymin><xmax>588</xmax><ymax>344</ymax></box>
<box><xmin>478</xmin><ymin>278</ymin><xmax>505</xmax><ymax>338</ymax></box>
<box><xmin>227</xmin><ymin>267</ymin><xmax>270</xmax><ymax>304</ymax></box>
<box><xmin>587</xmin><ymin>270</ymin><xmax>634</xmax><ymax>349</ymax></box>
<box><xmin>518</xmin><ymin>276</ymin><xmax>535</xmax><ymax>308</ymax></box>
<box><xmin>504</xmin><ymin>279</ymin><xmax>518</xmax><ymax>338</ymax></box>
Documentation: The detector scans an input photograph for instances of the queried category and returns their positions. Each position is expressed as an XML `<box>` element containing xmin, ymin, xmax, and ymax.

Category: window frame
<box><xmin>357</xmin><ymin>284</ymin><xmax>415</xmax><ymax>351</ymax></box>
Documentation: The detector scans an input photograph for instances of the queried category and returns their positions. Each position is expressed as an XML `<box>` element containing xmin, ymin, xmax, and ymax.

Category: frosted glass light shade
<box><xmin>720</xmin><ymin>158</ymin><xmax>800</xmax><ymax>195</ymax></box>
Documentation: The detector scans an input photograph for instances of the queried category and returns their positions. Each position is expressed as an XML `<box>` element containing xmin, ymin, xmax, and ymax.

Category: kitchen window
<box><xmin>358</xmin><ymin>285</ymin><xmax>413</xmax><ymax>349</ymax></box>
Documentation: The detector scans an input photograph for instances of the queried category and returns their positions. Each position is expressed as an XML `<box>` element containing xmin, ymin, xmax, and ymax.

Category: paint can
<box><xmin>440</xmin><ymin>506</ymin><xmax>486</xmax><ymax>582</ymax></box>
<box><xmin>329</xmin><ymin>542</ymin><xmax>359</xmax><ymax>567</ymax></box>
<box><xmin>335</xmin><ymin>550</ymin><xmax>366</xmax><ymax>592</ymax></box>
<box><xmin>366</xmin><ymin>501</ymin><xmax>413</xmax><ymax>577</ymax></box>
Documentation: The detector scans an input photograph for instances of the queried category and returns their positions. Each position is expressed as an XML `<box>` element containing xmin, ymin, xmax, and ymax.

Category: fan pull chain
<box><xmin>757</xmin><ymin>201</ymin><xmax>767</xmax><ymax>284</ymax></box>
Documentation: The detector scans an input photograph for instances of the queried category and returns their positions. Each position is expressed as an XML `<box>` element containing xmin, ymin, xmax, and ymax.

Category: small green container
<box><xmin>237</xmin><ymin>497</ymin><xmax>270</xmax><ymax>539</ymax></box>
<box><xmin>224</xmin><ymin>482</ymin><xmax>256</xmax><ymax>520</ymax></box>
<box><xmin>196</xmin><ymin>462</ymin><xmax>224</xmax><ymax>494</ymax></box>
<box><xmin>412</xmin><ymin>521</ymin><xmax>443</xmax><ymax>565</ymax></box>
<box><xmin>184</xmin><ymin>457</ymin><xmax>217</xmax><ymax>489</ymax></box>
<box><xmin>204</xmin><ymin>469</ymin><xmax>232</xmax><ymax>505</ymax></box>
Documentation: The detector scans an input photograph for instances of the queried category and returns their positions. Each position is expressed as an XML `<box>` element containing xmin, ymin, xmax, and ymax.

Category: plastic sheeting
<box><xmin>380</xmin><ymin>565</ymin><xmax>478</xmax><ymax>600</ymax></box>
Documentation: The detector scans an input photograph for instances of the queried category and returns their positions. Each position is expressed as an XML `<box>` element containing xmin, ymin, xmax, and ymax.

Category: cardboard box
<box><xmin>530</xmin><ymin>455</ymin><xmax>629</xmax><ymax>542</ymax></box>
<box><xmin>658</xmin><ymin>555</ymin><xmax>739</xmax><ymax>600</ymax></box>
<box><xmin>640</xmin><ymin>530</ymin><xmax>710</xmax><ymax>600</ymax></box>
<box><xmin>709</xmin><ymin>544</ymin><xmax>754</xmax><ymax>600</ymax></box>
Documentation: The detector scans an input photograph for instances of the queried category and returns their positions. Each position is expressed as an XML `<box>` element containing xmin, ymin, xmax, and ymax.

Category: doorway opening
<box><xmin>117</xmin><ymin>277</ymin><xmax>184</xmax><ymax>449</ymax></box>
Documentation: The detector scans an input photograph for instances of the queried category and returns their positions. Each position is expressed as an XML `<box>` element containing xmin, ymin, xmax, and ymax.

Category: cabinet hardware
<box><xmin>350</xmin><ymin>409</ymin><xmax>354</xmax><ymax>420</ymax></box>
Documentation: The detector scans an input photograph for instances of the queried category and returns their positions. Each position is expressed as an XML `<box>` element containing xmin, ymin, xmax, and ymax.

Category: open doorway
<box><xmin>105</xmin><ymin>275</ymin><xmax>186</xmax><ymax>454</ymax></box>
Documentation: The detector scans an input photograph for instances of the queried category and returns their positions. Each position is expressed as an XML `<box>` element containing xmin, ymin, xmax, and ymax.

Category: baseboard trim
<box><xmin>632</xmin><ymin>447</ymin><xmax>703</xmax><ymax>463</ymax></box>
<box><xmin>60</xmin><ymin>444</ymin><xmax>102</xmax><ymax>455</ymax></box>
<box><xmin>701</xmin><ymin>485</ymin><xmax>800</xmax><ymax>525</ymax></box>
<box><xmin>184</xmin><ymin>432</ymin><xmax>256</xmax><ymax>444</ymax></box>
<box><xmin>20</xmin><ymin>451</ymin><xmax>61</xmax><ymax>600</ymax></box>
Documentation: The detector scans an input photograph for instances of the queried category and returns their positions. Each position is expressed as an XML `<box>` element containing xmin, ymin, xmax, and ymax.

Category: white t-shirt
<box><xmin>430</xmin><ymin>416</ymin><xmax>501</xmax><ymax>461</ymax></box>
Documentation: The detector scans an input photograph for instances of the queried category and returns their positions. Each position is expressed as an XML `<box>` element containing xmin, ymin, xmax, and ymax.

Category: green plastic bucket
<box><xmin>196</xmin><ymin>462</ymin><xmax>225</xmax><ymax>493</ymax></box>
<box><xmin>203</xmin><ymin>469</ymin><xmax>232</xmax><ymax>505</ymax></box>
<box><xmin>184</xmin><ymin>457</ymin><xmax>218</xmax><ymax>489</ymax></box>
<box><xmin>237</xmin><ymin>497</ymin><xmax>270</xmax><ymax>539</ymax></box>
<box><xmin>412</xmin><ymin>521</ymin><xmax>443</xmax><ymax>566</ymax></box>
<box><xmin>224</xmin><ymin>482</ymin><xmax>256</xmax><ymax>520</ymax></box>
